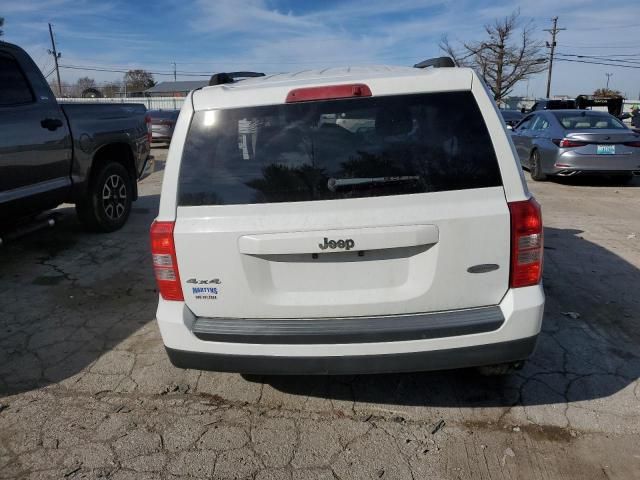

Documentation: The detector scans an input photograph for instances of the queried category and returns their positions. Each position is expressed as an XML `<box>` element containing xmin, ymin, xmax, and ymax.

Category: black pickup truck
<box><xmin>0</xmin><ymin>42</ymin><xmax>151</xmax><ymax>233</ymax></box>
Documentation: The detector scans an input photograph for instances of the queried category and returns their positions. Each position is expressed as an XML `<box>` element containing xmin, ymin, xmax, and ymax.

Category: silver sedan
<box><xmin>511</xmin><ymin>109</ymin><xmax>640</xmax><ymax>182</ymax></box>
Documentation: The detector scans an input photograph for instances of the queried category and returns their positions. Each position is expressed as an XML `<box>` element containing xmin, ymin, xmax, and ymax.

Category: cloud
<box><xmin>5</xmin><ymin>0</ymin><xmax>640</xmax><ymax>98</ymax></box>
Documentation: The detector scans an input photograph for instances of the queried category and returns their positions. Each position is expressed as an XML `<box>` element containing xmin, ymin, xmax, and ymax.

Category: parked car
<box><xmin>151</xmin><ymin>61</ymin><xmax>544</xmax><ymax>375</ymax></box>
<box><xmin>0</xmin><ymin>42</ymin><xmax>151</xmax><ymax>232</ymax></box>
<box><xmin>149</xmin><ymin>109</ymin><xmax>179</xmax><ymax>144</ymax></box>
<box><xmin>500</xmin><ymin>109</ymin><xmax>524</xmax><ymax>129</ymax></box>
<box><xmin>529</xmin><ymin>99</ymin><xmax>576</xmax><ymax>112</ymax></box>
<box><xmin>511</xmin><ymin>109</ymin><xmax>640</xmax><ymax>182</ymax></box>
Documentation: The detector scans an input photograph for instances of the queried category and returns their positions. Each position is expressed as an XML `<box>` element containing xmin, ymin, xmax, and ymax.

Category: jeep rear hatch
<box><xmin>170</xmin><ymin>90</ymin><xmax>513</xmax><ymax>319</ymax></box>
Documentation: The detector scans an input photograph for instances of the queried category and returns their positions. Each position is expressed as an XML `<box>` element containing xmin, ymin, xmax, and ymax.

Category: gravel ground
<box><xmin>1</xmin><ymin>147</ymin><xmax>639</xmax><ymax>479</ymax></box>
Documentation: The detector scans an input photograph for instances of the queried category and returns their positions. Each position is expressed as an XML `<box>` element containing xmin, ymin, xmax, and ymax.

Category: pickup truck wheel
<box><xmin>76</xmin><ymin>162</ymin><xmax>132</xmax><ymax>232</ymax></box>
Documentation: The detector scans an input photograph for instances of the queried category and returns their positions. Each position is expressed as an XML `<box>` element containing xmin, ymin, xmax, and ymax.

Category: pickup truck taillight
<box><xmin>150</xmin><ymin>221</ymin><xmax>183</xmax><ymax>301</ymax></box>
<box><xmin>145</xmin><ymin>114</ymin><xmax>152</xmax><ymax>144</ymax></box>
<box><xmin>508</xmin><ymin>198</ymin><xmax>543</xmax><ymax>288</ymax></box>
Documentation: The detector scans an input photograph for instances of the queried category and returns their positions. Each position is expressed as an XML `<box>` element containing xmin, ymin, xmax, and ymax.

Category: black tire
<box><xmin>76</xmin><ymin>162</ymin><xmax>133</xmax><ymax>232</ymax></box>
<box><xmin>529</xmin><ymin>150</ymin><xmax>547</xmax><ymax>181</ymax></box>
<box><xmin>617</xmin><ymin>174</ymin><xmax>634</xmax><ymax>185</ymax></box>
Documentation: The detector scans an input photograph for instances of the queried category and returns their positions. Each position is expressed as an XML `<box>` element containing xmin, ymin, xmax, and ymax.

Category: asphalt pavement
<box><xmin>1</xmin><ymin>147</ymin><xmax>639</xmax><ymax>479</ymax></box>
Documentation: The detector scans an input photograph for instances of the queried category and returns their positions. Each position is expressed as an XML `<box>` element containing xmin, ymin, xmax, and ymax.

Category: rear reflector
<box><xmin>553</xmin><ymin>138</ymin><xmax>587</xmax><ymax>148</ymax></box>
<box><xmin>150</xmin><ymin>221</ymin><xmax>183</xmax><ymax>301</ymax></box>
<box><xmin>623</xmin><ymin>141</ymin><xmax>640</xmax><ymax>147</ymax></box>
<box><xmin>286</xmin><ymin>84</ymin><xmax>372</xmax><ymax>103</ymax></box>
<box><xmin>508</xmin><ymin>199</ymin><xmax>543</xmax><ymax>288</ymax></box>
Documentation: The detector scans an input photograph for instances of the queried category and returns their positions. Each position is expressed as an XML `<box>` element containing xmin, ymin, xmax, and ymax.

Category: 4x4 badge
<box><xmin>186</xmin><ymin>278</ymin><xmax>222</xmax><ymax>285</ymax></box>
<box><xmin>319</xmin><ymin>237</ymin><xmax>355</xmax><ymax>251</ymax></box>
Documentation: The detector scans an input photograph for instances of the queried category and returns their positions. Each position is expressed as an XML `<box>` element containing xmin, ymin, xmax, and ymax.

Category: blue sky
<box><xmin>2</xmin><ymin>0</ymin><xmax>640</xmax><ymax>98</ymax></box>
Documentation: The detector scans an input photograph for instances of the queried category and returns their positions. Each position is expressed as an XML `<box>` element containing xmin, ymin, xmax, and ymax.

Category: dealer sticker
<box><xmin>191</xmin><ymin>286</ymin><xmax>219</xmax><ymax>300</ymax></box>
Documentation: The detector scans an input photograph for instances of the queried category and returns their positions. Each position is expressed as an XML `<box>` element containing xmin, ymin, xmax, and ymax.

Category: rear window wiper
<box><xmin>327</xmin><ymin>176</ymin><xmax>421</xmax><ymax>191</ymax></box>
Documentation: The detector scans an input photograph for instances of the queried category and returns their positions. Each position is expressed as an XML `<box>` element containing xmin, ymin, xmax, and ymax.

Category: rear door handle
<box><xmin>238</xmin><ymin>225</ymin><xmax>440</xmax><ymax>255</ymax></box>
<box><xmin>41</xmin><ymin>118</ymin><xmax>63</xmax><ymax>131</ymax></box>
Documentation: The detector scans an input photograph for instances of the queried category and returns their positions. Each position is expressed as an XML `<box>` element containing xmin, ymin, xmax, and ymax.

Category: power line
<box><xmin>559</xmin><ymin>43</ymin><xmax>639</xmax><ymax>49</ymax></box>
<box><xmin>43</xmin><ymin>67</ymin><xmax>57</xmax><ymax>79</ymax></box>
<box><xmin>556</xmin><ymin>53</ymin><xmax>640</xmax><ymax>66</ymax></box>
<box><xmin>556</xmin><ymin>58</ymin><xmax>640</xmax><ymax>69</ymax></box>
<box><xmin>557</xmin><ymin>52</ymin><xmax>640</xmax><ymax>60</ymax></box>
<box><xmin>571</xmin><ymin>22</ymin><xmax>640</xmax><ymax>32</ymax></box>
<box><xmin>59</xmin><ymin>64</ymin><xmax>211</xmax><ymax>77</ymax></box>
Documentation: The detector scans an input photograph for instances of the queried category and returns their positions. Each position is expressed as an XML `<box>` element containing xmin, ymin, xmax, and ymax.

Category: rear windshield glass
<box><xmin>178</xmin><ymin>91</ymin><xmax>502</xmax><ymax>206</ymax></box>
<box><xmin>553</xmin><ymin>112</ymin><xmax>626</xmax><ymax>130</ymax></box>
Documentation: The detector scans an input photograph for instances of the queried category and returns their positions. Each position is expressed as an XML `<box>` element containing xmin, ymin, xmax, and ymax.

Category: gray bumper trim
<box><xmin>191</xmin><ymin>306</ymin><xmax>504</xmax><ymax>345</ymax></box>
<box><xmin>165</xmin><ymin>335</ymin><xmax>538</xmax><ymax>375</ymax></box>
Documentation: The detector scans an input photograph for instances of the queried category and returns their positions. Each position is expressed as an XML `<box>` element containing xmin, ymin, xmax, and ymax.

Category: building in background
<box><xmin>144</xmin><ymin>81</ymin><xmax>208</xmax><ymax>97</ymax></box>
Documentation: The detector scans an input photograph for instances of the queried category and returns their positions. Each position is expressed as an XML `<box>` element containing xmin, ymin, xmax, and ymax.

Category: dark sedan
<box><xmin>500</xmin><ymin>109</ymin><xmax>524</xmax><ymax>129</ymax></box>
<box><xmin>149</xmin><ymin>109</ymin><xmax>179</xmax><ymax>144</ymax></box>
<box><xmin>511</xmin><ymin>109</ymin><xmax>640</xmax><ymax>182</ymax></box>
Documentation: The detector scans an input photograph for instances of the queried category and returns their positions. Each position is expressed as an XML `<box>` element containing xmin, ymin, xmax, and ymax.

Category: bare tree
<box><xmin>124</xmin><ymin>69</ymin><xmax>156</xmax><ymax>94</ymax></box>
<box><xmin>70</xmin><ymin>76</ymin><xmax>97</xmax><ymax>97</ymax></box>
<box><xmin>0</xmin><ymin>17</ymin><xmax>4</xmax><ymax>37</ymax></box>
<box><xmin>440</xmin><ymin>10</ymin><xmax>546</xmax><ymax>102</ymax></box>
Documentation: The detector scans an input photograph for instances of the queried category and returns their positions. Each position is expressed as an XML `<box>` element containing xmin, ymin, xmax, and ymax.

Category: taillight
<box><xmin>145</xmin><ymin>114</ymin><xmax>152</xmax><ymax>143</ymax></box>
<box><xmin>508</xmin><ymin>199</ymin><xmax>543</xmax><ymax>288</ymax></box>
<box><xmin>623</xmin><ymin>141</ymin><xmax>640</xmax><ymax>147</ymax></box>
<box><xmin>286</xmin><ymin>84</ymin><xmax>372</xmax><ymax>103</ymax></box>
<box><xmin>552</xmin><ymin>138</ymin><xmax>587</xmax><ymax>148</ymax></box>
<box><xmin>150</xmin><ymin>221</ymin><xmax>183</xmax><ymax>301</ymax></box>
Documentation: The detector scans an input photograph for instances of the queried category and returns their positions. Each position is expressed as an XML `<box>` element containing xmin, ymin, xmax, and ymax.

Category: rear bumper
<box><xmin>553</xmin><ymin>168</ymin><xmax>639</xmax><ymax>177</ymax></box>
<box><xmin>156</xmin><ymin>286</ymin><xmax>544</xmax><ymax>374</ymax></box>
<box><xmin>165</xmin><ymin>335</ymin><xmax>538</xmax><ymax>375</ymax></box>
<box><xmin>552</xmin><ymin>153</ymin><xmax>640</xmax><ymax>176</ymax></box>
<box><xmin>191</xmin><ymin>306</ymin><xmax>505</xmax><ymax>344</ymax></box>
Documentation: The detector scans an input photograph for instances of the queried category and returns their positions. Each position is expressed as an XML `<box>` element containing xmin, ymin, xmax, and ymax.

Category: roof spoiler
<box><xmin>209</xmin><ymin>71</ymin><xmax>265</xmax><ymax>86</ymax></box>
<box><xmin>413</xmin><ymin>57</ymin><xmax>455</xmax><ymax>69</ymax></box>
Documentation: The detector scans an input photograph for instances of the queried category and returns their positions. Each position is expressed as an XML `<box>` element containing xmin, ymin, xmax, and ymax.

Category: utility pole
<box><xmin>172</xmin><ymin>62</ymin><xmax>177</xmax><ymax>110</ymax></box>
<box><xmin>47</xmin><ymin>23</ymin><xmax>62</xmax><ymax>97</ymax></box>
<box><xmin>544</xmin><ymin>17</ymin><xmax>565</xmax><ymax>99</ymax></box>
<box><xmin>605</xmin><ymin>73</ymin><xmax>613</xmax><ymax>90</ymax></box>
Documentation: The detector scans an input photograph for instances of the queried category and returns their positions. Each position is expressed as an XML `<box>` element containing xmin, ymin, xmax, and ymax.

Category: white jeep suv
<box><xmin>151</xmin><ymin>61</ymin><xmax>544</xmax><ymax>374</ymax></box>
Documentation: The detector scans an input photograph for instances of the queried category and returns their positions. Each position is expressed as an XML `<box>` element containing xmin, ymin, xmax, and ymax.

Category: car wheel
<box><xmin>529</xmin><ymin>150</ymin><xmax>547</xmax><ymax>181</ymax></box>
<box><xmin>76</xmin><ymin>162</ymin><xmax>133</xmax><ymax>232</ymax></box>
